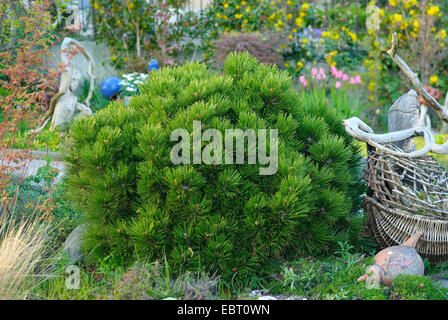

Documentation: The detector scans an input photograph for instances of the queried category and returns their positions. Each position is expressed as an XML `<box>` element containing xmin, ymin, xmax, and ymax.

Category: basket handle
<box><xmin>342</xmin><ymin>117</ymin><xmax>434</xmax><ymax>158</ymax></box>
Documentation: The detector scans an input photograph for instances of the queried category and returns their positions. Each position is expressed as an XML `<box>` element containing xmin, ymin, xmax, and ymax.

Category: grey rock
<box><xmin>63</xmin><ymin>224</ymin><xmax>87</xmax><ymax>263</ymax></box>
<box><xmin>248</xmin><ymin>290</ymin><xmax>263</xmax><ymax>298</ymax></box>
<box><xmin>438</xmin><ymin>279</ymin><xmax>448</xmax><ymax>289</ymax></box>
<box><xmin>249</xmin><ymin>290</ymin><xmax>305</xmax><ymax>300</ymax></box>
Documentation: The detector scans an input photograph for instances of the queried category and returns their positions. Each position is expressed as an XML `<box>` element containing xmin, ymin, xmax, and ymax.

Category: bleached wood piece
<box><xmin>342</xmin><ymin>33</ymin><xmax>448</xmax><ymax>157</ymax></box>
<box><xmin>387</xmin><ymin>33</ymin><xmax>448</xmax><ymax>124</ymax></box>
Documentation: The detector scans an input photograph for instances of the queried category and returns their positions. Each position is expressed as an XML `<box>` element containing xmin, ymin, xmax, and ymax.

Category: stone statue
<box><xmin>32</xmin><ymin>37</ymin><xmax>96</xmax><ymax>133</ymax></box>
<box><xmin>50</xmin><ymin>68</ymin><xmax>92</xmax><ymax>131</ymax></box>
<box><xmin>387</xmin><ymin>89</ymin><xmax>420</xmax><ymax>152</ymax></box>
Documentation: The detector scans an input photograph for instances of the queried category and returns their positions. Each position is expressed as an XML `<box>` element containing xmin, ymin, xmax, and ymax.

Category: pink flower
<box><xmin>299</xmin><ymin>75</ymin><xmax>306</xmax><ymax>83</ymax></box>
<box><xmin>335</xmin><ymin>81</ymin><xmax>342</xmax><ymax>89</ymax></box>
<box><xmin>336</xmin><ymin>70</ymin><xmax>343</xmax><ymax>79</ymax></box>
<box><xmin>311</xmin><ymin>68</ymin><xmax>318</xmax><ymax>78</ymax></box>
<box><xmin>355</xmin><ymin>75</ymin><xmax>361</xmax><ymax>84</ymax></box>
<box><xmin>318</xmin><ymin>68</ymin><xmax>326</xmax><ymax>79</ymax></box>
<box><xmin>302</xmin><ymin>80</ymin><xmax>308</xmax><ymax>87</ymax></box>
<box><xmin>342</xmin><ymin>74</ymin><xmax>349</xmax><ymax>81</ymax></box>
<box><xmin>350</xmin><ymin>77</ymin><xmax>356</xmax><ymax>84</ymax></box>
<box><xmin>330</xmin><ymin>66</ymin><xmax>338</xmax><ymax>76</ymax></box>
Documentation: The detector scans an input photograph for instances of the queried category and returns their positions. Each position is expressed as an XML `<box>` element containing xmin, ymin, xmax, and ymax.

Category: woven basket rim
<box><xmin>364</xmin><ymin>195</ymin><xmax>448</xmax><ymax>224</ymax></box>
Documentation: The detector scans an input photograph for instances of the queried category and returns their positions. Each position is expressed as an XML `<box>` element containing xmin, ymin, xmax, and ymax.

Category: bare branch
<box><xmin>388</xmin><ymin>32</ymin><xmax>448</xmax><ymax>123</ymax></box>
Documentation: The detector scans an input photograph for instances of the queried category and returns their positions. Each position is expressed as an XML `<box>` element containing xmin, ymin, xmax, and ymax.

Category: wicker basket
<box><xmin>364</xmin><ymin>144</ymin><xmax>448</xmax><ymax>262</ymax></box>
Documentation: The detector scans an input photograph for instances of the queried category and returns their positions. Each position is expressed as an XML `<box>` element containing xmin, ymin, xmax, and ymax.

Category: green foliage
<box><xmin>34</xmin><ymin>257</ymin><xmax>226</xmax><ymax>300</ymax></box>
<box><xmin>92</xmin><ymin>0</ymin><xmax>188</xmax><ymax>71</ymax></box>
<box><xmin>79</xmin><ymin>79</ymin><xmax>110</xmax><ymax>113</ymax></box>
<box><xmin>276</xmin><ymin>248</ymin><xmax>448</xmax><ymax>300</ymax></box>
<box><xmin>329</xmin><ymin>87</ymin><xmax>362</xmax><ymax>119</ymax></box>
<box><xmin>310</xmin><ymin>255</ymin><xmax>388</xmax><ymax>300</ymax></box>
<box><xmin>391</xmin><ymin>275</ymin><xmax>448</xmax><ymax>300</ymax></box>
<box><xmin>27</xmin><ymin>155</ymin><xmax>60</xmax><ymax>188</ymax></box>
<box><xmin>64</xmin><ymin>52</ymin><xmax>365</xmax><ymax>285</ymax></box>
<box><xmin>274</xmin><ymin>241</ymin><xmax>385</xmax><ymax>299</ymax></box>
<box><xmin>33</xmin><ymin>257</ymin><xmax>111</xmax><ymax>300</ymax></box>
<box><xmin>424</xmin><ymin>259</ymin><xmax>448</xmax><ymax>276</ymax></box>
<box><xmin>0</xmin><ymin>0</ymin><xmax>61</xmax><ymax>56</ymax></box>
<box><xmin>11</xmin><ymin>127</ymin><xmax>62</xmax><ymax>152</ymax></box>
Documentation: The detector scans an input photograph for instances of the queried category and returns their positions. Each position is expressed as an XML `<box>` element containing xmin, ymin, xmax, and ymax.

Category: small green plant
<box><xmin>28</xmin><ymin>154</ymin><xmax>60</xmax><ymax>188</ymax></box>
<box><xmin>9</xmin><ymin>126</ymin><xmax>63</xmax><ymax>152</ymax></box>
<box><xmin>281</xmin><ymin>261</ymin><xmax>319</xmax><ymax>294</ymax></box>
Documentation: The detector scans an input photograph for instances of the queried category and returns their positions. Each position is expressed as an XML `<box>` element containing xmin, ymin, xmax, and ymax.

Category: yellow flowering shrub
<box><xmin>430</xmin><ymin>75</ymin><xmax>439</xmax><ymax>84</ymax></box>
<box><xmin>427</xmin><ymin>5</ymin><xmax>440</xmax><ymax>16</ymax></box>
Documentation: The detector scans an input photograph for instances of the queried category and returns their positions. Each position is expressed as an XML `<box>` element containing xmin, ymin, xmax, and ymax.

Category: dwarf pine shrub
<box><xmin>64</xmin><ymin>52</ymin><xmax>364</xmax><ymax>284</ymax></box>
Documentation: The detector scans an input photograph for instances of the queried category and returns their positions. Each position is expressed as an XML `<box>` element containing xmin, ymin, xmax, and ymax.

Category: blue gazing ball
<box><xmin>148</xmin><ymin>59</ymin><xmax>159</xmax><ymax>72</ymax></box>
<box><xmin>100</xmin><ymin>77</ymin><xmax>122</xmax><ymax>100</ymax></box>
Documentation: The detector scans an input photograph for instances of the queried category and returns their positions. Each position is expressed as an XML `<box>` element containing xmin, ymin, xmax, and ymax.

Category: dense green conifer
<box><xmin>64</xmin><ymin>52</ymin><xmax>365</xmax><ymax>283</ymax></box>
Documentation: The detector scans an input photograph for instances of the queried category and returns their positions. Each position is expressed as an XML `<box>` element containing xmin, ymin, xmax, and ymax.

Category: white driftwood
<box><xmin>388</xmin><ymin>33</ymin><xmax>448</xmax><ymax>123</ymax></box>
<box><xmin>343</xmin><ymin>33</ymin><xmax>448</xmax><ymax>157</ymax></box>
<box><xmin>342</xmin><ymin>117</ymin><xmax>438</xmax><ymax>157</ymax></box>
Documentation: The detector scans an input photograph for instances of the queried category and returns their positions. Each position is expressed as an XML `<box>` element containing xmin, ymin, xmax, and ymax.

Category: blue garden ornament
<box><xmin>100</xmin><ymin>77</ymin><xmax>122</xmax><ymax>100</ymax></box>
<box><xmin>148</xmin><ymin>59</ymin><xmax>159</xmax><ymax>72</ymax></box>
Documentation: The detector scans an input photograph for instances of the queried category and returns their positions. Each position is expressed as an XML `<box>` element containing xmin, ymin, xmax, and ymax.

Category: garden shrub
<box><xmin>64</xmin><ymin>52</ymin><xmax>365</xmax><ymax>284</ymax></box>
<box><xmin>212</xmin><ymin>32</ymin><xmax>284</xmax><ymax>68</ymax></box>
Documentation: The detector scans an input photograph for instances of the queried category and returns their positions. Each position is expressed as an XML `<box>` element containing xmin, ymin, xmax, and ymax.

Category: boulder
<box><xmin>63</xmin><ymin>224</ymin><xmax>86</xmax><ymax>263</ymax></box>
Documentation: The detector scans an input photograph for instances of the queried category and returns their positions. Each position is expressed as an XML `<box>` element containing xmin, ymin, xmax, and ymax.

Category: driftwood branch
<box><xmin>342</xmin><ymin>117</ymin><xmax>447</xmax><ymax>157</ymax></box>
<box><xmin>388</xmin><ymin>32</ymin><xmax>448</xmax><ymax>123</ymax></box>
<box><xmin>342</xmin><ymin>33</ymin><xmax>448</xmax><ymax>158</ymax></box>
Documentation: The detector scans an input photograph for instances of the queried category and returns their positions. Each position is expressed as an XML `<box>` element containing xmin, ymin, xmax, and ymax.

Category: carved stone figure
<box><xmin>357</xmin><ymin>232</ymin><xmax>424</xmax><ymax>288</ymax></box>
<box><xmin>50</xmin><ymin>68</ymin><xmax>92</xmax><ymax>130</ymax></box>
<box><xmin>32</xmin><ymin>37</ymin><xmax>96</xmax><ymax>133</ymax></box>
<box><xmin>387</xmin><ymin>89</ymin><xmax>420</xmax><ymax>151</ymax></box>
